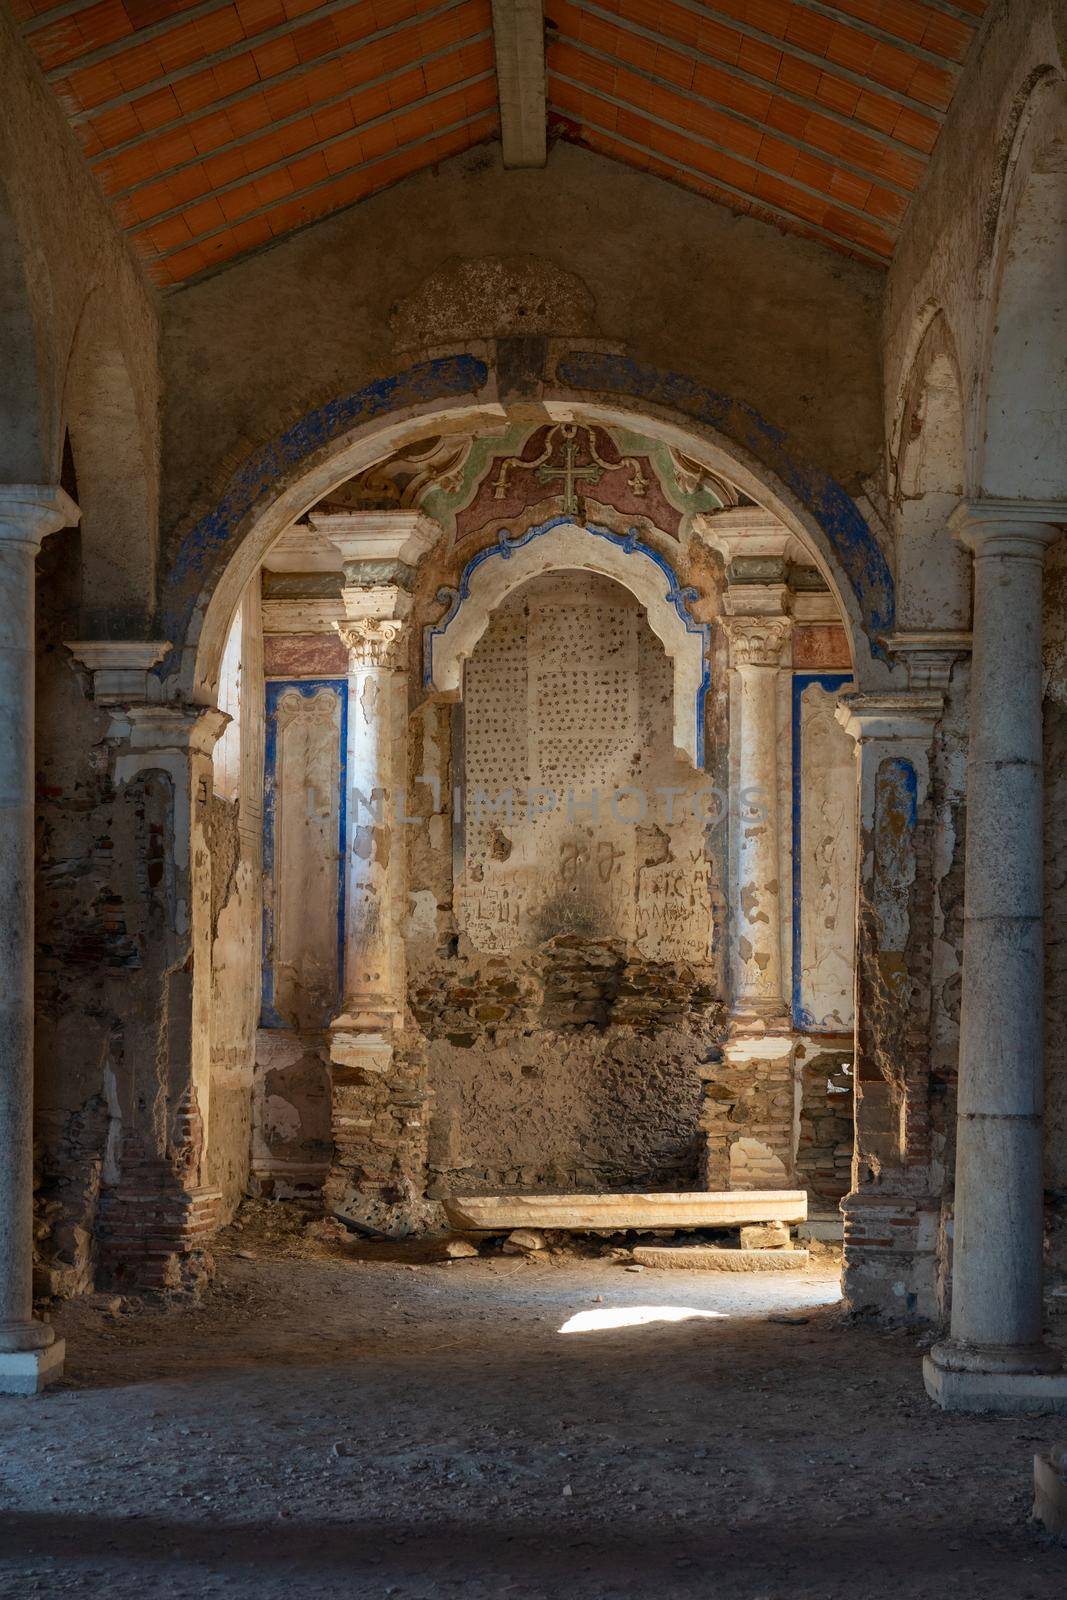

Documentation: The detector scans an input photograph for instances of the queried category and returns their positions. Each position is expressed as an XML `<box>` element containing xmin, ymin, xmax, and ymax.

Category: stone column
<box><xmin>91</xmin><ymin>701</ymin><xmax>230</xmax><ymax>1293</ymax></box>
<box><xmin>334</xmin><ymin>603</ymin><xmax>410</xmax><ymax>1037</ymax></box>
<box><xmin>835</xmin><ymin>688</ymin><xmax>947</xmax><ymax>1319</ymax></box>
<box><xmin>0</xmin><ymin>485</ymin><xmax>78</xmax><ymax>1393</ymax></box>
<box><xmin>311</xmin><ymin>513</ymin><xmax>437</xmax><ymax>1234</ymax></box>
<box><xmin>722</xmin><ymin>612</ymin><xmax>792</xmax><ymax>1026</ymax></box>
<box><xmin>925</xmin><ymin>502</ymin><xmax>1067</xmax><ymax>1413</ymax></box>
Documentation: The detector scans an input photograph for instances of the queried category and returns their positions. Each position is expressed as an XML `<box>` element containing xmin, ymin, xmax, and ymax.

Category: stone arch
<box><xmin>0</xmin><ymin>172</ymin><xmax>48</xmax><ymax>482</ymax></box>
<box><xmin>157</xmin><ymin>354</ymin><xmax>891</xmax><ymax>702</ymax></box>
<box><xmin>424</xmin><ymin>517</ymin><xmax>712</xmax><ymax>768</ymax></box>
<box><xmin>61</xmin><ymin>287</ymin><xmax>155</xmax><ymax>632</ymax></box>
<box><xmin>977</xmin><ymin>68</ymin><xmax>1067</xmax><ymax>499</ymax></box>
<box><xmin>892</xmin><ymin>310</ymin><xmax>969</xmax><ymax>628</ymax></box>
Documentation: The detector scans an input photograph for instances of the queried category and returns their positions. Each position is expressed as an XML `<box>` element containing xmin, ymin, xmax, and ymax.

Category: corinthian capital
<box><xmin>723</xmin><ymin>615</ymin><xmax>792</xmax><ymax>668</ymax></box>
<box><xmin>336</xmin><ymin>616</ymin><xmax>407</xmax><ymax>668</ymax></box>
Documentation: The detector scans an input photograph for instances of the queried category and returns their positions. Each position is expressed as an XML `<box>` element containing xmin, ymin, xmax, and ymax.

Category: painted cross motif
<box><xmin>491</xmin><ymin>422</ymin><xmax>648</xmax><ymax>519</ymax></box>
<box><xmin>534</xmin><ymin>430</ymin><xmax>602</xmax><ymax>517</ymax></box>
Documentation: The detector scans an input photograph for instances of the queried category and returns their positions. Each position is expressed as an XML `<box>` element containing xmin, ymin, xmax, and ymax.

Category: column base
<box><xmin>925</xmin><ymin>1341</ymin><xmax>1067</xmax><ymax>1414</ymax></box>
<box><xmin>0</xmin><ymin>1339</ymin><xmax>65</xmax><ymax>1395</ymax></box>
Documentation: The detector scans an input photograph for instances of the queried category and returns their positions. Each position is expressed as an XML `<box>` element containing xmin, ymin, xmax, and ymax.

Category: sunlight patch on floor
<box><xmin>559</xmin><ymin>1305</ymin><xmax>729</xmax><ymax>1334</ymax></box>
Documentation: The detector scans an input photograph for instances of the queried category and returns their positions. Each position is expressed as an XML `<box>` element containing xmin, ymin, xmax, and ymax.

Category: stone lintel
<box><xmin>834</xmin><ymin>689</ymin><xmax>944</xmax><ymax>744</ymax></box>
<box><xmin>262</xmin><ymin>598</ymin><xmax>346</xmax><ymax>634</ymax></box>
<box><xmin>309</xmin><ymin>510</ymin><xmax>440</xmax><ymax>569</ymax></box>
<box><xmin>491</xmin><ymin>0</ymin><xmax>547</xmax><ymax>168</ymax></box>
<box><xmin>444</xmin><ymin>1190</ymin><xmax>808</xmax><ymax>1231</ymax></box>
<box><xmin>632</xmin><ymin>1245</ymin><xmax>809</xmax><ymax>1271</ymax></box>
<box><xmin>110</xmin><ymin>703</ymin><xmax>230</xmax><ymax>759</ymax></box>
<box><xmin>64</xmin><ymin>640</ymin><xmax>171</xmax><ymax>703</ymax></box>
<box><xmin>697</xmin><ymin>506</ymin><xmax>793</xmax><ymax>564</ymax></box>
<box><xmin>880</xmin><ymin>629</ymin><xmax>972</xmax><ymax>692</ymax></box>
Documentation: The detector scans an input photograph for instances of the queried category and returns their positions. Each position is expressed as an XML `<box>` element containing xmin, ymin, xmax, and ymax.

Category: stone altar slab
<box><xmin>443</xmin><ymin>1190</ymin><xmax>808</xmax><ymax>1231</ymax></box>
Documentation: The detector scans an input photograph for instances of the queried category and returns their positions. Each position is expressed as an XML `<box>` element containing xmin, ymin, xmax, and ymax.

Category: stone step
<box><xmin>632</xmin><ymin>1245</ymin><xmax>810</xmax><ymax>1272</ymax></box>
<box><xmin>442</xmin><ymin>1190</ymin><xmax>808</xmax><ymax>1232</ymax></box>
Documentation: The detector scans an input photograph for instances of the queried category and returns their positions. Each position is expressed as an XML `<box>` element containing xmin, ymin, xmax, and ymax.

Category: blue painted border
<box><xmin>260</xmin><ymin>678</ymin><xmax>348</xmax><ymax>1030</ymax></box>
<box><xmin>160</xmin><ymin>354</ymin><xmax>489</xmax><ymax>662</ymax></box>
<box><xmin>791</xmin><ymin>670</ymin><xmax>852</xmax><ymax>1032</ymax></box>
<box><xmin>555</xmin><ymin>351</ymin><xmax>895</xmax><ymax>647</ymax></box>
<box><xmin>161</xmin><ymin>351</ymin><xmax>893</xmax><ymax>678</ymax></box>
<box><xmin>423</xmin><ymin>515</ymin><xmax>714</xmax><ymax>768</ymax></box>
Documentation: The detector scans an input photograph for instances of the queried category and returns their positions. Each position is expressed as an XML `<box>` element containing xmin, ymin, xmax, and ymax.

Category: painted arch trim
<box><xmin>164</xmin><ymin>348</ymin><xmax>893</xmax><ymax>682</ymax></box>
<box><xmin>424</xmin><ymin>515</ymin><xmax>713</xmax><ymax>768</ymax></box>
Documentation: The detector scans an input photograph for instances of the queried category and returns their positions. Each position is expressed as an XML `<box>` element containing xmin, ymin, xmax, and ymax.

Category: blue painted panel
<box><xmin>791</xmin><ymin>671</ymin><xmax>852</xmax><ymax>1032</ymax></box>
<box><xmin>260</xmin><ymin>678</ymin><xmax>348</xmax><ymax>1030</ymax></box>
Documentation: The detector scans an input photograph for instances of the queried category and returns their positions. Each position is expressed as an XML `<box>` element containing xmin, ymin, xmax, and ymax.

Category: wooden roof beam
<box><xmin>491</xmin><ymin>0</ymin><xmax>547</xmax><ymax>167</ymax></box>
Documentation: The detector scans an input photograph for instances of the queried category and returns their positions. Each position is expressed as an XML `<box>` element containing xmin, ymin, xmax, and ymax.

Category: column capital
<box><xmin>722</xmin><ymin>613</ymin><xmax>792</xmax><ymax>668</ymax></box>
<box><xmin>64</xmin><ymin>640</ymin><xmax>171</xmax><ymax>703</ymax></box>
<box><xmin>949</xmin><ymin>499</ymin><xmax>1066</xmax><ymax>558</ymax></box>
<box><xmin>835</xmin><ymin>689</ymin><xmax>944</xmax><ymax>744</ymax></box>
<box><xmin>336</xmin><ymin>616</ymin><xmax>408</xmax><ymax>669</ymax></box>
<box><xmin>0</xmin><ymin>485</ymin><xmax>79</xmax><ymax>550</ymax></box>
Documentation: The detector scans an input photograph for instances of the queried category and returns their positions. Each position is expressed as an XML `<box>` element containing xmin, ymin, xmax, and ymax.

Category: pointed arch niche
<box><xmin>423</xmin><ymin>517</ymin><xmax>712</xmax><ymax>770</ymax></box>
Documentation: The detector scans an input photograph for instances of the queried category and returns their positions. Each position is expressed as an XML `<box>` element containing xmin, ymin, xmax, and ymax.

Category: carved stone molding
<box><xmin>336</xmin><ymin>617</ymin><xmax>407</xmax><ymax>669</ymax></box>
<box><xmin>723</xmin><ymin>615</ymin><xmax>792</xmax><ymax>668</ymax></box>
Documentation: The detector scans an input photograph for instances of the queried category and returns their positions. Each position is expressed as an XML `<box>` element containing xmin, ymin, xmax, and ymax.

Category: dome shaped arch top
<box><xmin>425</xmin><ymin>516</ymin><xmax>713</xmax><ymax>770</ymax></box>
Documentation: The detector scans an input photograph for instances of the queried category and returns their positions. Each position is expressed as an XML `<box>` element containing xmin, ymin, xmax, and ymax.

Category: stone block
<box><xmin>632</xmin><ymin>1245</ymin><xmax>809</xmax><ymax>1271</ymax></box>
<box><xmin>443</xmin><ymin>1190</ymin><xmax>807</xmax><ymax>1231</ymax></box>
<box><xmin>502</xmin><ymin>1228</ymin><xmax>547</xmax><ymax>1253</ymax></box>
<box><xmin>1033</xmin><ymin>1450</ymin><xmax>1067</xmax><ymax>1538</ymax></box>
<box><xmin>924</xmin><ymin>1355</ymin><xmax>1067</xmax><ymax>1414</ymax></box>
<box><xmin>0</xmin><ymin>1339</ymin><xmax>65</xmax><ymax>1395</ymax></box>
<box><xmin>740</xmin><ymin>1221</ymin><xmax>790</xmax><ymax>1249</ymax></box>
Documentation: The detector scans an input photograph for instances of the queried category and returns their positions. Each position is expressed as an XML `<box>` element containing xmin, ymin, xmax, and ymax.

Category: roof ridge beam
<box><xmin>491</xmin><ymin>0</ymin><xmax>547</xmax><ymax>167</ymax></box>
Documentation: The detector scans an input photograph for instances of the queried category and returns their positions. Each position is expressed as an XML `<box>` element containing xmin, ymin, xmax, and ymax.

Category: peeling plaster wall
<box><xmin>413</xmin><ymin>565</ymin><xmax>728</xmax><ymax>1198</ymax></box>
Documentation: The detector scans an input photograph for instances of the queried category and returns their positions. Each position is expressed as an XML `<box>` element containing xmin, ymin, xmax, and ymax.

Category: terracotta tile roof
<box><xmin>16</xmin><ymin>0</ymin><xmax>985</xmax><ymax>283</ymax></box>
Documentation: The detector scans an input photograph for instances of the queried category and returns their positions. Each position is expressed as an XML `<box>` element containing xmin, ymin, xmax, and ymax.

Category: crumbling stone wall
<box><xmin>795</xmin><ymin>1045</ymin><xmax>854</xmax><ymax>1207</ymax></box>
<box><xmin>415</xmin><ymin>945</ymin><xmax>724</xmax><ymax>1196</ymax></box>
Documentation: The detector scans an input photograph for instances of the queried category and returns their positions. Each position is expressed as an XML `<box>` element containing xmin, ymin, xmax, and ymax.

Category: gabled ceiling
<box><xmin>15</xmin><ymin>0</ymin><xmax>986</xmax><ymax>288</ymax></box>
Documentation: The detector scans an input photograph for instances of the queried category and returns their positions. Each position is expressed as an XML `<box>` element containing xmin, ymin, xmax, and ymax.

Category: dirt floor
<box><xmin>3</xmin><ymin>1211</ymin><xmax>1067</xmax><ymax>1599</ymax></box>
